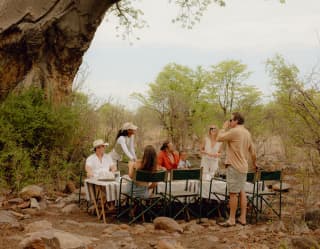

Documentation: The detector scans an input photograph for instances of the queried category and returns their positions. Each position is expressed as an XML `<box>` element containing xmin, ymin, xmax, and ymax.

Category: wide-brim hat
<box><xmin>122</xmin><ymin>122</ymin><xmax>138</xmax><ymax>131</ymax></box>
<box><xmin>92</xmin><ymin>139</ymin><xmax>109</xmax><ymax>150</ymax></box>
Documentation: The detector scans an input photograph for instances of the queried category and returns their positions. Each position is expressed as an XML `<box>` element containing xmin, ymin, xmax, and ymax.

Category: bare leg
<box><xmin>239</xmin><ymin>190</ymin><xmax>247</xmax><ymax>224</ymax></box>
<box><xmin>227</xmin><ymin>192</ymin><xmax>238</xmax><ymax>224</ymax></box>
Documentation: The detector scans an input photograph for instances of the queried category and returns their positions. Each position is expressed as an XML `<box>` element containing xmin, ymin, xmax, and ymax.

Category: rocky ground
<box><xmin>1</xmin><ymin>166</ymin><xmax>320</xmax><ymax>249</ymax></box>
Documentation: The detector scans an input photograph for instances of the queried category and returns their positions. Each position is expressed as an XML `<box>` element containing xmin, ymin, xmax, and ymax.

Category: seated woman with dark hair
<box><xmin>157</xmin><ymin>141</ymin><xmax>180</xmax><ymax>170</ymax></box>
<box><xmin>126</xmin><ymin>145</ymin><xmax>163</xmax><ymax>198</ymax></box>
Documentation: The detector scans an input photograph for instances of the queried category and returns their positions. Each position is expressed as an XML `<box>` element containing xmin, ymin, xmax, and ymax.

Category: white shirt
<box><xmin>112</xmin><ymin>135</ymin><xmax>137</xmax><ymax>161</ymax></box>
<box><xmin>86</xmin><ymin>153</ymin><xmax>114</xmax><ymax>178</ymax></box>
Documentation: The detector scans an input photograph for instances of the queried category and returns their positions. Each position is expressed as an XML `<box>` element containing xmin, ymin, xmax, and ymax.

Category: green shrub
<box><xmin>0</xmin><ymin>88</ymin><xmax>96</xmax><ymax>191</ymax></box>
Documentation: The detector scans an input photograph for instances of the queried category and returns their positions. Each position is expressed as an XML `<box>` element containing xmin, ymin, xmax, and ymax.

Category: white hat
<box><xmin>122</xmin><ymin>122</ymin><xmax>138</xmax><ymax>131</ymax></box>
<box><xmin>92</xmin><ymin>139</ymin><xmax>109</xmax><ymax>149</ymax></box>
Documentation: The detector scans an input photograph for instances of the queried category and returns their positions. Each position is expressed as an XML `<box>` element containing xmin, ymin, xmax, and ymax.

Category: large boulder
<box><xmin>19</xmin><ymin>230</ymin><xmax>60</xmax><ymax>249</ymax></box>
<box><xmin>305</xmin><ymin>209</ymin><xmax>320</xmax><ymax>230</ymax></box>
<box><xmin>157</xmin><ymin>239</ymin><xmax>185</xmax><ymax>249</ymax></box>
<box><xmin>19</xmin><ymin>185</ymin><xmax>44</xmax><ymax>201</ymax></box>
<box><xmin>0</xmin><ymin>210</ymin><xmax>22</xmax><ymax>230</ymax></box>
<box><xmin>25</xmin><ymin>220</ymin><xmax>53</xmax><ymax>233</ymax></box>
<box><xmin>61</xmin><ymin>204</ymin><xmax>80</xmax><ymax>215</ymax></box>
<box><xmin>153</xmin><ymin>217</ymin><xmax>183</xmax><ymax>233</ymax></box>
<box><xmin>20</xmin><ymin>229</ymin><xmax>98</xmax><ymax>249</ymax></box>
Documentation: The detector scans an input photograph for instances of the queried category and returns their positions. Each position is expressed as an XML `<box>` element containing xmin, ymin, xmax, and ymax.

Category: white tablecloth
<box><xmin>85</xmin><ymin>178</ymin><xmax>257</xmax><ymax>202</ymax></box>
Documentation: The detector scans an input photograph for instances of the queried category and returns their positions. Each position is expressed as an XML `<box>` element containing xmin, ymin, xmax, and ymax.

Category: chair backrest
<box><xmin>171</xmin><ymin>168</ymin><xmax>202</xmax><ymax>181</ymax></box>
<box><xmin>246</xmin><ymin>172</ymin><xmax>257</xmax><ymax>183</ymax></box>
<box><xmin>135</xmin><ymin>170</ymin><xmax>167</xmax><ymax>182</ymax></box>
<box><xmin>260</xmin><ymin>170</ymin><xmax>282</xmax><ymax>181</ymax></box>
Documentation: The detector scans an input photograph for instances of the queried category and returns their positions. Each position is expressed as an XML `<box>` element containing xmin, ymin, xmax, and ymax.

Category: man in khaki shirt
<box><xmin>217</xmin><ymin>112</ymin><xmax>257</xmax><ymax>226</ymax></box>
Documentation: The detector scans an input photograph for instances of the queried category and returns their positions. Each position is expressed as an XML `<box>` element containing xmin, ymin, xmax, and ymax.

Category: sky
<box><xmin>78</xmin><ymin>0</ymin><xmax>320</xmax><ymax>109</ymax></box>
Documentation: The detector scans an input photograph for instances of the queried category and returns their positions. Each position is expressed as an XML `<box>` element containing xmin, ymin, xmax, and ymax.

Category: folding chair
<box><xmin>117</xmin><ymin>170</ymin><xmax>167</xmax><ymax>224</ymax></box>
<box><xmin>207</xmin><ymin>176</ymin><xmax>228</xmax><ymax>218</ymax></box>
<box><xmin>256</xmin><ymin>170</ymin><xmax>282</xmax><ymax>220</ymax></box>
<box><xmin>168</xmin><ymin>168</ymin><xmax>203</xmax><ymax>222</ymax></box>
<box><xmin>245</xmin><ymin>172</ymin><xmax>259</xmax><ymax>223</ymax></box>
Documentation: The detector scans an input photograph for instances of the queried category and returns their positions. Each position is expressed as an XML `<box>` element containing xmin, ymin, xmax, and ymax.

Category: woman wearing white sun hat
<box><xmin>85</xmin><ymin>139</ymin><xmax>116</xmax><ymax>179</ymax></box>
<box><xmin>111</xmin><ymin>122</ymin><xmax>138</xmax><ymax>165</ymax></box>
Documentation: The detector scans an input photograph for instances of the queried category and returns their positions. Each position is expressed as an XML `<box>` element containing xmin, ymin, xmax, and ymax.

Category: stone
<box><xmin>39</xmin><ymin>199</ymin><xmax>48</xmax><ymax>210</ymax></box>
<box><xmin>0</xmin><ymin>210</ymin><xmax>21</xmax><ymax>230</ymax></box>
<box><xmin>119</xmin><ymin>224</ymin><xmax>130</xmax><ymax>230</ymax></box>
<box><xmin>18</xmin><ymin>200</ymin><xmax>31</xmax><ymax>209</ymax></box>
<box><xmin>21</xmin><ymin>229</ymin><xmax>98</xmax><ymax>249</ymax></box>
<box><xmin>272</xmin><ymin>182</ymin><xmax>290</xmax><ymax>192</ymax></box>
<box><xmin>183</xmin><ymin>223</ymin><xmax>204</xmax><ymax>233</ymax></box>
<box><xmin>61</xmin><ymin>193</ymin><xmax>79</xmax><ymax>205</ymax></box>
<box><xmin>305</xmin><ymin>209</ymin><xmax>320</xmax><ymax>230</ymax></box>
<box><xmin>131</xmin><ymin>224</ymin><xmax>146</xmax><ymax>235</ymax></box>
<box><xmin>268</xmin><ymin>221</ymin><xmax>287</xmax><ymax>233</ymax></box>
<box><xmin>8</xmin><ymin>197</ymin><xmax>24</xmax><ymax>204</ymax></box>
<box><xmin>291</xmin><ymin>236</ymin><xmax>320</xmax><ymax>249</ymax></box>
<box><xmin>30</xmin><ymin>198</ymin><xmax>40</xmax><ymax>209</ymax></box>
<box><xmin>19</xmin><ymin>185</ymin><xmax>44</xmax><ymax>201</ymax></box>
<box><xmin>154</xmin><ymin>217</ymin><xmax>183</xmax><ymax>233</ymax></box>
<box><xmin>63</xmin><ymin>181</ymin><xmax>76</xmax><ymax>194</ymax></box>
<box><xmin>293</xmin><ymin>222</ymin><xmax>310</xmax><ymax>235</ymax></box>
<box><xmin>112</xmin><ymin>230</ymin><xmax>131</xmax><ymax>238</ymax></box>
<box><xmin>22</xmin><ymin>208</ymin><xmax>38</xmax><ymax>216</ymax></box>
<box><xmin>25</xmin><ymin>220</ymin><xmax>53</xmax><ymax>233</ymax></box>
<box><xmin>204</xmin><ymin>235</ymin><xmax>219</xmax><ymax>243</ymax></box>
<box><xmin>157</xmin><ymin>239</ymin><xmax>185</xmax><ymax>249</ymax></box>
<box><xmin>19</xmin><ymin>230</ymin><xmax>60</xmax><ymax>249</ymax></box>
<box><xmin>61</xmin><ymin>204</ymin><xmax>80</xmax><ymax>215</ymax></box>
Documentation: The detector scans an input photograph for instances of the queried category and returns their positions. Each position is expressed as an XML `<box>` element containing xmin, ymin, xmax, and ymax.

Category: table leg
<box><xmin>87</xmin><ymin>183</ymin><xmax>100</xmax><ymax>218</ymax></box>
<box><xmin>98</xmin><ymin>186</ymin><xmax>107</xmax><ymax>223</ymax></box>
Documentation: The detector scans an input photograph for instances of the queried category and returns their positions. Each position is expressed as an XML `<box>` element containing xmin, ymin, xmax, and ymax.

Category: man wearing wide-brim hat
<box><xmin>85</xmin><ymin>139</ymin><xmax>116</xmax><ymax>179</ymax></box>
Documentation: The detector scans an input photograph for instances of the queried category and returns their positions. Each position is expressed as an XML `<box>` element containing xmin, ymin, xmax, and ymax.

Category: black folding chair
<box><xmin>246</xmin><ymin>172</ymin><xmax>259</xmax><ymax>223</ymax></box>
<box><xmin>207</xmin><ymin>176</ymin><xmax>228</xmax><ymax>218</ymax></box>
<box><xmin>168</xmin><ymin>168</ymin><xmax>203</xmax><ymax>222</ymax></box>
<box><xmin>256</xmin><ymin>170</ymin><xmax>282</xmax><ymax>220</ymax></box>
<box><xmin>117</xmin><ymin>170</ymin><xmax>167</xmax><ymax>224</ymax></box>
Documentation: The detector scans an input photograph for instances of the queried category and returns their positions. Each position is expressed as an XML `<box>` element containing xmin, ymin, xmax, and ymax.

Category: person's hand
<box><xmin>222</xmin><ymin>120</ymin><xmax>230</xmax><ymax>129</ymax></box>
<box><xmin>213</xmin><ymin>152</ymin><xmax>221</xmax><ymax>158</ymax></box>
<box><xmin>253</xmin><ymin>163</ymin><xmax>259</xmax><ymax>172</ymax></box>
<box><xmin>110</xmin><ymin>164</ymin><xmax>117</xmax><ymax>172</ymax></box>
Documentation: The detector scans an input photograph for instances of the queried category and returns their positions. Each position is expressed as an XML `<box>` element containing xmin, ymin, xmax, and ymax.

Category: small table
<box><xmin>85</xmin><ymin>178</ymin><xmax>121</xmax><ymax>223</ymax></box>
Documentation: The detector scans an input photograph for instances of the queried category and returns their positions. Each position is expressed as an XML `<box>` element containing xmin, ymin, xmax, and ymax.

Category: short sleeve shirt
<box><xmin>86</xmin><ymin>153</ymin><xmax>114</xmax><ymax>178</ymax></box>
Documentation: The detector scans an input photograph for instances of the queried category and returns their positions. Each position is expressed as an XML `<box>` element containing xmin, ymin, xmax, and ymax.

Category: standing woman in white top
<box><xmin>200</xmin><ymin>125</ymin><xmax>222</xmax><ymax>180</ymax></box>
<box><xmin>111</xmin><ymin>122</ymin><xmax>138</xmax><ymax>165</ymax></box>
<box><xmin>85</xmin><ymin>139</ymin><xmax>116</xmax><ymax>178</ymax></box>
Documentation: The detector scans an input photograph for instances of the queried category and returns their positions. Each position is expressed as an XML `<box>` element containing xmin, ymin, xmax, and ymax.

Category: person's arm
<box><xmin>118</xmin><ymin>136</ymin><xmax>135</xmax><ymax>160</ymax></box>
<box><xmin>128</xmin><ymin>160</ymin><xmax>142</xmax><ymax>179</ymax></box>
<box><xmin>213</xmin><ymin>142</ymin><xmax>223</xmax><ymax>158</ymax></box>
<box><xmin>85</xmin><ymin>157</ymin><xmax>94</xmax><ymax>178</ymax></box>
<box><xmin>217</xmin><ymin>121</ymin><xmax>234</xmax><ymax>142</ymax></box>
<box><xmin>129</xmin><ymin>136</ymin><xmax>137</xmax><ymax>160</ymax></box>
<box><xmin>200</xmin><ymin>138</ymin><xmax>206</xmax><ymax>155</ymax></box>
<box><xmin>85</xmin><ymin>164</ymin><xmax>94</xmax><ymax>178</ymax></box>
<box><xmin>249</xmin><ymin>140</ymin><xmax>257</xmax><ymax>171</ymax></box>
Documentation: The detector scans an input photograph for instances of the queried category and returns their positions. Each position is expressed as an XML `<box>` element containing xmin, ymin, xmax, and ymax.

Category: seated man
<box><xmin>85</xmin><ymin>139</ymin><xmax>117</xmax><ymax>212</ymax></box>
<box><xmin>178</xmin><ymin>150</ymin><xmax>192</xmax><ymax>169</ymax></box>
<box><xmin>85</xmin><ymin>139</ymin><xmax>116</xmax><ymax>178</ymax></box>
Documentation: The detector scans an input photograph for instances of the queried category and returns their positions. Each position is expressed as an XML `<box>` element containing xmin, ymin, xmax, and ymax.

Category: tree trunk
<box><xmin>0</xmin><ymin>0</ymin><xmax>118</xmax><ymax>102</ymax></box>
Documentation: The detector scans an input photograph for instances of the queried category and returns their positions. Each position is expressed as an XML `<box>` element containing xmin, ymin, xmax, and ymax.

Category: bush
<box><xmin>0</xmin><ymin>88</ymin><xmax>96</xmax><ymax>191</ymax></box>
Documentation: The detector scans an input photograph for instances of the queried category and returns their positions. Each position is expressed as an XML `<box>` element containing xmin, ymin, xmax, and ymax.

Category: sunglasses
<box><xmin>209</xmin><ymin>127</ymin><xmax>216</xmax><ymax>131</ymax></box>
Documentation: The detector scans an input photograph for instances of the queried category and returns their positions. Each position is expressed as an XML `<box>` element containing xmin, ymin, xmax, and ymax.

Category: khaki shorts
<box><xmin>226</xmin><ymin>166</ymin><xmax>246</xmax><ymax>193</ymax></box>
